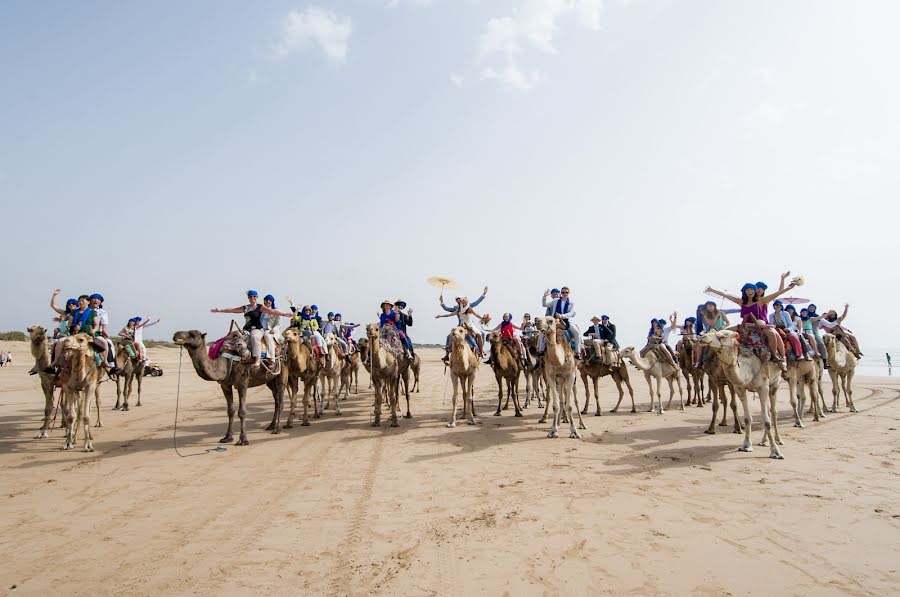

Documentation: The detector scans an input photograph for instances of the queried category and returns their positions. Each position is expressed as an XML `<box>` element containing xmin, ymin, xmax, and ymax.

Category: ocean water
<box><xmin>853</xmin><ymin>350</ymin><xmax>896</xmax><ymax>378</ymax></box>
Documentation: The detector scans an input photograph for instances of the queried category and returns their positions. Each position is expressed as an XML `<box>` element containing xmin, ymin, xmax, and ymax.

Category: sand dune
<box><xmin>1</xmin><ymin>341</ymin><xmax>899</xmax><ymax>596</ymax></box>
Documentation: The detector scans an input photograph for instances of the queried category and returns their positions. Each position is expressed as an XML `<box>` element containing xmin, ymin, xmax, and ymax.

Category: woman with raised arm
<box><xmin>210</xmin><ymin>290</ymin><xmax>292</xmax><ymax>369</ymax></box>
<box><xmin>436</xmin><ymin>296</ymin><xmax>488</xmax><ymax>362</ymax></box>
<box><xmin>818</xmin><ymin>303</ymin><xmax>863</xmax><ymax>358</ymax></box>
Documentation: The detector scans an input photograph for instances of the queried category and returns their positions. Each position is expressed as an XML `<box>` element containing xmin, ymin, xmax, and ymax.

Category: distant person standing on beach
<box><xmin>888</xmin><ymin>353</ymin><xmax>892</xmax><ymax>367</ymax></box>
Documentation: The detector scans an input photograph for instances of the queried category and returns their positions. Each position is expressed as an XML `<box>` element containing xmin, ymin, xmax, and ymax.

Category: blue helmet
<box><xmin>247</xmin><ymin>290</ymin><xmax>258</xmax><ymax>297</ymax></box>
<box><xmin>327</xmin><ymin>311</ymin><xmax>335</xmax><ymax>317</ymax></box>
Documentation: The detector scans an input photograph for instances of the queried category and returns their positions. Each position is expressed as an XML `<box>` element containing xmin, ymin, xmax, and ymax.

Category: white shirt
<box><xmin>134</xmin><ymin>320</ymin><xmax>158</xmax><ymax>343</ymax></box>
<box><xmin>661</xmin><ymin>325</ymin><xmax>674</xmax><ymax>343</ymax></box>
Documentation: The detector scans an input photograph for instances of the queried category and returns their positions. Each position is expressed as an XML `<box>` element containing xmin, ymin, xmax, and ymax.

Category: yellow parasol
<box><xmin>426</xmin><ymin>276</ymin><xmax>459</xmax><ymax>291</ymax></box>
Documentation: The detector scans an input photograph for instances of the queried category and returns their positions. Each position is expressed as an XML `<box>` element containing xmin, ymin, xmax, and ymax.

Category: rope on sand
<box><xmin>173</xmin><ymin>346</ymin><xmax>223</xmax><ymax>457</ymax></box>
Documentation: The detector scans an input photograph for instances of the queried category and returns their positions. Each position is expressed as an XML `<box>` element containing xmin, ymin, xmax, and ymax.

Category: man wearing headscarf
<box><xmin>541</xmin><ymin>286</ymin><xmax>582</xmax><ymax>358</ymax></box>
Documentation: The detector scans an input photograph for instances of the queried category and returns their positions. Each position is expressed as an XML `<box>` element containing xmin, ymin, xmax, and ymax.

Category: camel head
<box><xmin>357</xmin><ymin>337</ymin><xmax>369</xmax><ymax>358</ymax></box>
<box><xmin>699</xmin><ymin>330</ymin><xmax>738</xmax><ymax>352</ymax></box>
<box><xmin>365</xmin><ymin>323</ymin><xmax>380</xmax><ymax>340</ymax></box>
<box><xmin>61</xmin><ymin>333</ymin><xmax>94</xmax><ymax>356</ymax></box>
<box><xmin>620</xmin><ymin>347</ymin><xmax>635</xmax><ymax>361</ymax></box>
<box><xmin>172</xmin><ymin>330</ymin><xmax>206</xmax><ymax>350</ymax></box>
<box><xmin>28</xmin><ymin>325</ymin><xmax>47</xmax><ymax>343</ymax></box>
<box><xmin>323</xmin><ymin>332</ymin><xmax>336</xmax><ymax>345</ymax></box>
<box><xmin>486</xmin><ymin>331</ymin><xmax>500</xmax><ymax>344</ymax></box>
<box><xmin>449</xmin><ymin>326</ymin><xmax>468</xmax><ymax>347</ymax></box>
<box><xmin>541</xmin><ymin>316</ymin><xmax>557</xmax><ymax>333</ymax></box>
<box><xmin>282</xmin><ymin>328</ymin><xmax>300</xmax><ymax>345</ymax></box>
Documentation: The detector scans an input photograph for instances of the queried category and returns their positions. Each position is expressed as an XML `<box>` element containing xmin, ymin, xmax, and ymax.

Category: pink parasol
<box><xmin>781</xmin><ymin>296</ymin><xmax>810</xmax><ymax>305</ymax></box>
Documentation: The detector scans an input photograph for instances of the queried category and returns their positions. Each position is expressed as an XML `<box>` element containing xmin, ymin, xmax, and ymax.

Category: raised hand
<box><xmin>781</xmin><ymin>270</ymin><xmax>791</xmax><ymax>279</ymax></box>
<box><xmin>483</xmin><ymin>286</ymin><xmax>489</xmax><ymax>295</ymax></box>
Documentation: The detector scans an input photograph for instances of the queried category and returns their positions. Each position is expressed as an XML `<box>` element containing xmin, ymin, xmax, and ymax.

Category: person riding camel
<box><xmin>118</xmin><ymin>318</ymin><xmax>141</xmax><ymax>360</ymax></box>
<box><xmin>640</xmin><ymin>318</ymin><xmax>679</xmax><ymax>369</ymax></box>
<box><xmin>521</xmin><ymin>313</ymin><xmax>537</xmax><ymax>338</ymax></box>
<box><xmin>289</xmin><ymin>305</ymin><xmax>330</xmax><ymax>367</ymax></box>
<box><xmin>436</xmin><ymin>296</ymin><xmax>487</xmax><ymax>363</ymax></box>
<box><xmin>394</xmin><ymin>301</ymin><xmax>416</xmax><ymax>360</ymax></box>
<box><xmin>259</xmin><ymin>295</ymin><xmax>282</xmax><ymax>360</ymax></box>
<box><xmin>132</xmin><ymin>315</ymin><xmax>160</xmax><ymax>364</ymax></box>
<box><xmin>487</xmin><ymin>313</ymin><xmax>528</xmax><ymax>367</ymax></box>
<box><xmin>379</xmin><ymin>300</ymin><xmax>414</xmax><ymax>361</ymax></box>
<box><xmin>544</xmin><ymin>288</ymin><xmax>561</xmax><ymax>316</ymax></box>
<box><xmin>439</xmin><ymin>286</ymin><xmax>489</xmax><ymax>316</ymax></box>
<box><xmin>34</xmin><ymin>290</ymin><xmax>78</xmax><ymax>374</ymax></box>
<box><xmin>45</xmin><ymin>294</ymin><xmax>96</xmax><ymax>374</ymax></box>
<box><xmin>320</xmin><ymin>311</ymin><xmax>348</xmax><ymax>361</ymax></box>
<box><xmin>334</xmin><ymin>313</ymin><xmax>360</xmax><ymax>357</ymax></box>
<box><xmin>89</xmin><ymin>293</ymin><xmax>119</xmax><ymax>373</ymax></box>
<box><xmin>693</xmin><ymin>301</ymin><xmax>731</xmax><ymax>368</ymax></box>
<box><xmin>210</xmin><ymin>290</ymin><xmax>293</xmax><ymax>369</ymax></box>
<box><xmin>584</xmin><ymin>314</ymin><xmax>619</xmax><ymax>348</ymax></box>
<box><xmin>769</xmin><ymin>300</ymin><xmax>811</xmax><ymax>361</ymax></box>
<box><xmin>818</xmin><ymin>304</ymin><xmax>863</xmax><ymax>358</ymax></box>
<box><xmin>705</xmin><ymin>275</ymin><xmax>798</xmax><ymax>370</ymax></box>
<box><xmin>541</xmin><ymin>286</ymin><xmax>582</xmax><ymax>359</ymax></box>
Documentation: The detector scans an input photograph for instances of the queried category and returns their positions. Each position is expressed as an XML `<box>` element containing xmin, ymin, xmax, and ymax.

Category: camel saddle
<box><xmin>378</xmin><ymin>326</ymin><xmax>405</xmax><ymax>359</ymax></box>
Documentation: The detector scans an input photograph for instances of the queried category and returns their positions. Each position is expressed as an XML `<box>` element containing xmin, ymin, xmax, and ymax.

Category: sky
<box><xmin>1</xmin><ymin>0</ymin><xmax>898</xmax><ymax>349</ymax></box>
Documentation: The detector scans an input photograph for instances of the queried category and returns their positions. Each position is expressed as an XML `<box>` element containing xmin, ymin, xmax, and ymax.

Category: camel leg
<box><xmin>389</xmin><ymin>376</ymin><xmax>400</xmax><ymax>427</ymax></box>
<box><xmin>494</xmin><ymin>375</ymin><xmax>504</xmax><ymax>416</ymax></box>
<box><xmin>728</xmin><ymin>387</ymin><xmax>742</xmax><ymax>434</ymax></box>
<box><xmin>302</xmin><ymin>382</ymin><xmax>313</xmax><ymax>427</ymax></box>
<box><xmin>285</xmin><ymin>377</ymin><xmax>297</xmax><ymax>428</ymax></box>
<box><xmin>845</xmin><ymin>370</ymin><xmax>857</xmax><ymax>412</ymax></box>
<box><xmin>789</xmin><ymin>380</ymin><xmax>803</xmax><ymax>428</ymax></box>
<box><xmin>705</xmin><ymin>383</ymin><xmax>720</xmax><ymax>434</ymax></box>
<box><xmin>401</xmin><ymin>370</ymin><xmax>412</xmax><ymax>419</ymax></box>
<box><xmin>267</xmin><ymin>381</ymin><xmax>283</xmax><ymax>434</ymax></box>
<box><xmin>114</xmin><ymin>375</ymin><xmax>123</xmax><ymax>410</ymax></box>
<box><xmin>466</xmin><ymin>376</ymin><xmax>477</xmax><ymax>426</ymax></box>
<box><xmin>547</xmin><ymin>377</ymin><xmax>561</xmax><ymax>438</ymax></box>
<box><xmin>770</xmin><ymin>384</ymin><xmax>784</xmax><ymax>446</ymax></box>
<box><xmin>135</xmin><ymin>371</ymin><xmax>143</xmax><ymax>407</ymax></box>
<box><xmin>736</xmin><ymin>389</ymin><xmax>753</xmax><ymax>452</ymax></box>
<box><xmin>758</xmin><ymin>388</ymin><xmax>783</xmax><ymax>458</ymax></box>
<box><xmin>82</xmin><ymin>387</ymin><xmax>95</xmax><ymax>452</ymax></box>
<box><xmin>624</xmin><ymin>375</ymin><xmax>637</xmax><ymax>413</ymax></box>
<box><xmin>447</xmin><ymin>375</ymin><xmax>459</xmax><ymax>428</ymax></box>
<box><xmin>372</xmin><ymin>378</ymin><xmax>383</xmax><ymax>426</ymax></box>
<box><xmin>63</xmin><ymin>391</ymin><xmax>77</xmax><ymax>450</ymax></box>
<box><xmin>580</xmin><ymin>374</ymin><xmax>590</xmax><ymax>415</ymax></box>
<box><xmin>234</xmin><ymin>385</ymin><xmax>249</xmax><ymax>446</ymax></box>
<box><xmin>512</xmin><ymin>373</ymin><xmax>523</xmax><ymax>417</ymax></box>
<box><xmin>597</xmin><ymin>377</ymin><xmax>607</xmax><ymax>416</ymax></box>
<box><xmin>565</xmin><ymin>382</ymin><xmax>581</xmax><ymax>438</ymax></box>
<box><xmin>539</xmin><ymin>381</ymin><xmax>552</xmax><ymax>424</ymax></box>
<box><xmin>37</xmin><ymin>384</ymin><xmax>54</xmax><ymax>439</ymax></box>
<box><xmin>121</xmin><ymin>373</ymin><xmax>132</xmax><ymax>412</ymax></box>
<box><xmin>570</xmin><ymin>382</ymin><xmax>587</xmax><ymax>430</ymax></box>
<box><xmin>828</xmin><ymin>370</ymin><xmax>840</xmax><ymax>412</ymax></box>
<box><xmin>664</xmin><ymin>375</ymin><xmax>683</xmax><ymax>412</ymax></box>
<box><xmin>93</xmin><ymin>383</ymin><xmax>103</xmax><ymax>427</ymax></box>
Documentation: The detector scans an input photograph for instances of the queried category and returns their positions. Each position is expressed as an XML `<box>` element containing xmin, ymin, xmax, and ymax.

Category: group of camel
<box><xmin>26</xmin><ymin>316</ymin><xmax>859</xmax><ymax>457</ymax></box>
<box><xmin>27</xmin><ymin>325</ymin><xmax>148</xmax><ymax>452</ymax></box>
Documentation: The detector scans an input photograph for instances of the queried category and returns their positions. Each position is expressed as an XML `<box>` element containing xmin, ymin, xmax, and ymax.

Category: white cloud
<box><xmin>273</xmin><ymin>6</ymin><xmax>352</xmax><ymax>63</ymax></box>
<box><xmin>477</xmin><ymin>0</ymin><xmax>603</xmax><ymax>91</ymax></box>
<box><xmin>450</xmin><ymin>72</ymin><xmax>465</xmax><ymax>87</ymax></box>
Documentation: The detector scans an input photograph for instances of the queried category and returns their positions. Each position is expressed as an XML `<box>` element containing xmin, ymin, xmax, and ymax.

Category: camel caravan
<box><xmin>26</xmin><ymin>273</ymin><xmax>865</xmax><ymax>458</ymax></box>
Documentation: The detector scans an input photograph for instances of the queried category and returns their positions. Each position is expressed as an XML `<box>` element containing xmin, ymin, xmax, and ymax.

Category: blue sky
<box><xmin>2</xmin><ymin>1</ymin><xmax>897</xmax><ymax>348</ymax></box>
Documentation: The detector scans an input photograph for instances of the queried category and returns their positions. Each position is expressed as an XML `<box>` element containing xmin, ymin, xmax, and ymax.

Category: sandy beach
<box><xmin>1</xmin><ymin>340</ymin><xmax>899</xmax><ymax>596</ymax></box>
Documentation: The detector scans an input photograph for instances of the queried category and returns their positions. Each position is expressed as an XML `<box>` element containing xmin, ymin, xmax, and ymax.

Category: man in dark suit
<box><xmin>395</xmin><ymin>300</ymin><xmax>415</xmax><ymax>358</ymax></box>
<box><xmin>584</xmin><ymin>315</ymin><xmax>618</xmax><ymax>349</ymax></box>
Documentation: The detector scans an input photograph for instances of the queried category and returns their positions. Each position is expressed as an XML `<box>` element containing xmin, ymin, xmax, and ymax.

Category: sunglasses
<box><xmin>561</xmin><ymin>291</ymin><xmax>569</xmax><ymax>295</ymax></box>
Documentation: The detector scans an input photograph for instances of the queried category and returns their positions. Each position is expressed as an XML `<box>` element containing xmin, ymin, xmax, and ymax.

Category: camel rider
<box><xmin>783</xmin><ymin>305</ymin><xmax>814</xmax><ymax>358</ymax></box>
<box><xmin>544</xmin><ymin>289</ymin><xmax>561</xmax><ymax>316</ymax></box>
<box><xmin>769</xmin><ymin>300</ymin><xmax>810</xmax><ymax>361</ymax></box>
<box><xmin>488</xmin><ymin>313</ymin><xmax>528</xmax><ymax>367</ymax></box>
<box><xmin>291</xmin><ymin>306</ymin><xmax>329</xmax><ymax>366</ymax></box>
<box><xmin>310</xmin><ymin>305</ymin><xmax>323</xmax><ymax>329</ymax></box>
<box><xmin>541</xmin><ymin>286</ymin><xmax>582</xmax><ymax>359</ymax></box>
<box><xmin>805</xmin><ymin>304</ymin><xmax>830</xmax><ymax>365</ymax></box>
<box><xmin>818</xmin><ymin>304</ymin><xmax>863</xmax><ymax>358</ymax></box>
<box><xmin>379</xmin><ymin>300</ymin><xmax>414</xmax><ymax>360</ymax></box>
<box><xmin>436</xmin><ymin>296</ymin><xmax>487</xmax><ymax>363</ymax></box>
<box><xmin>584</xmin><ymin>315</ymin><xmax>619</xmax><ymax>349</ymax></box>
<box><xmin>334</xmin><ymin>314</ymin><xmax>360</xmax><ymax>353</ymax></box>
<box><xmin>641</xmin><ymin>318</ymin><xmax>678</xmax><ymax>369</ymax></box>
<box><xmin>521</xmin><ymin>313</ymin><xmax>537</xmax><ymax>338</ymax></box>
<box><xmin>118</xmin><ymin>318</ymin><xmax>140</xmax><ymax>359</ymax></box>
<box><xmin>320</xmin><ymin>312</ymin><xmax>348</xmax><ymax>360</ymax></box>
<box><xmin>260</xmin><ymin>295</ymin><xmax>282</xmax><ymax>359</ymax></box>
<box><xmin>45</xmin><ymin>294</ymin><xmax>96</xmax><ymax>374</ymax></box>
<box><xmin>394</xmin><ymin>301</ymin><xmax>416</xmax><ymax>359</ymax></box>
<box><xmin>440</xmin><ymin>286</ymin><xmax>488</xmax><ymax>316</ymax></box>
<box><xmin>132</xmin><ymin>315</ymin><xmax>159</xmax><ymax>364</ymax></box>
<box><xmin>89</xmin><ymin>293</ymin><xmax>119</xmax><ymax>372</ymax></box>
<box><xmin>210</xmin><ymin>290</ymin><xmax>292</xmax><ymax>369</ymax></box>
<box><xmin>35</xmin><ymin>293</ymin><xmax>78</xmax><ymax>374</ymax></box>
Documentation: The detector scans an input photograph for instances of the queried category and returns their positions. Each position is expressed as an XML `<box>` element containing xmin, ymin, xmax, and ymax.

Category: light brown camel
<box><xmin>114</xmin><ymin>339</ymin><xmax>145</xmax><ymax>411</ymax></box>
<box><xmin>676</xmin><ymin>337</ymin><xmax>705</xmax><ymax>407</ymax></box>
<box><xmin>699</xmin><ymin>330</ymin><xmax>784</xmax><ymax>459</ymax></box>
<box><xmin>521</xmin><ymin>333</ymin><xmax>545</xmax><ymax>409</ymax></box>
<box><xmin>541</xmin><ymin>317</ymin><xmax>580</xmax><ymax>439</ymax></box>
<box><xmin>172</xmin><ymin>330</ymin><xmax>288</xmax><ymax>445</ymax></box>
<box><xmin>446</xmin><ymin>326</ymin><xmax>479</xmax><ymax>427</ymax></box>
<box><xmin>701</xmin><ymin>353</ymin><xmax>741</xmax><ymax>435</ymax></box>
<box><xmin>319</xmin><ymin>333</ymin><xmax>344</xmax><ymax>416</ymax></box>
<box><xmin>823</xmin><ymin>333</ymin><xmax>858</xmax><ymax>413</ymax></box>
<box><xmin>577</xmin><ymin>358</ymin><xmax>637</xmax><ymax>416</ymax></box>
<box><xmin>486</xmin><ymin>332</ymin><xmax>523</xmax><ymax>417</ymax></box>
<box><xmin>28</xmin><ymin>326</ymin><xmax>64</xmax><ymax>439</ymax></box>
<box><xmin>409</xmin><ymin>352</ymin><xmax>421</xmax><ymax>393</ymax></box>
<box><xmin>365</xmin><ymin>324</ymin><xmax>401</xmax><ymax>427</ymax></box>
<box><xmin>357</xmin><ymin>337</ymin><xmax>374</xmax><ymax>389</ymax></box>
<box><xmin>620</xmin><ymin>346</ymin><xmax>684</xmax><ymax>414</ymax></box>
<box><xmin>785</xmin><ymin>356</ymin><xmax>824</xmax><ymax>426</ymax></box>
<box><xmin>59</xmin><ymin>333</ymin><xmax>103</xmax><ymax>451</ymax></box>
<box><xmin>338</xmin><ymin>350</ymin><xmax>361</xmax><ymax>397</ymax></box>
<box><xmin>281</xmin><ymin>328</ymin><xmax>321</xmax><ymax>427</ymax></box>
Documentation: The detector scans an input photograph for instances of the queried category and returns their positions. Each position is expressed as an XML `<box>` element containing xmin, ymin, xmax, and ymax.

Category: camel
<box><xmin>486</xmin><ymin>332</ymin><xmax>523</xmax><ymax>417</ymax></box>
<box><xmin>620</xmin><ymin>346</ymin><xmax>684</xmax><ymax>414</ymax></box>
<box><xmin>700</xmin><ymin>352</ymin><xmax>741</xmax><ymax>435</ymax></box>
<box><xmin>409</xmin><ymin>352</ymin><xmax>421</xmax><ymax>393</ymax></box>
<box><xmin>27</xmin><ymin>326</ymin><xmax>64</xmax><ymax>438</ymax></box>
<box><xmin>699</xmin><ymin>330</ymin><xmax>784</xmax><ymax>459</ymax></box>
<box><xmin>172</xmin><ymin>330</ymin><xmax>288</xmax><ymax>445</ymax></box>
<box><xmin>677</xmin><ymin>338</ymin><xmax>705</xmax><ymax>407</ymax></box>
<box><xmin>823</xmin><ymin>333</ymin><xmax>858</xmax><ymax>413</ymax></box>
<box><xmin>318</xmin><ymin>333</ymin><xmax>344</xmax><ymax>416</ymax></box>
<box><xmin>338</xmin><ymin>350</ymin><xmax>361</xmax><ymax>398</ymax></box>
<box><xmin>365</xmin><ymin>324</ymin><xmax>402</xmax><ymax>427</ymax></box>
<box><xmin>281</xmin><ymin>328</ymin><xmax>322</xmax><ymax>427</ymax></box>
<box><xmin>540</xmin><ymin>317</ymin><xmax>580</xmax><ymax>439</ymax></box>
<box><xmin>59</xmin><ymin>333</ymin><xmax>103</xmax><ymax>451</ymax></box>
<box><xmin>521</xmin><ymin>334</ymin><xmax>545</xmax><ymax>409</ymax></box>
<box><xmin>446</xmin><ymin>326</ymin><xmax>479</xmax><ymax>427</ymax></box>
<box><xmin>113</xmin><ymin>339</ymin><xmax>145</xmax><ymax>411</ymax></box>
<box><xmin>357</xmin><ymin>338</ymin><xmax>374</xmax><ymax>389</ymax></box>
<box><xmin>577</xmin><ymin>359</ymin><xmax>637</xmax><ymax>416</ymax></box>
<box><xmin>784</xmin><ymin>356</ymin><xmax>824</xmax><ymax>426</ymax></box>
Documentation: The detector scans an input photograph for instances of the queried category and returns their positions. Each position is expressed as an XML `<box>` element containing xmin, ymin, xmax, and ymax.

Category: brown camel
<box><xmin>281</xmin><ymin>328</ymin><xmax>322</xmax><ymax>427</ymax></box>
<box><xmin>28</xmin><ymin>326</ymin><xmax>64</xmax><ymax>439</ymax></box>
<box><xmin>486</xmin><ymin>332</ymin><xmax>523</xmax><ymax>417</ymax></box>
<box><xmin>357</xmin><ymin>337</ymin><xmax>374</xmax><ymax>389</ymax></box>
<box><xmin>338</xmin><ymin>350</ymin><xmax>361</xmax><ymax>397</ymax></box>
<box><xmin>676</xmin><ymin>337</ymin><xmax>705</xmax><ymax>407</ymax></box>
<box><xmin>784</xmin><ymin>356</ymin><xmax>824</xmax><ymax>426</ymax></box>
<box><xmin>541</xmin><ymin>317</ymin><xmax>580</xmax><ymax>439</ymax></box>
<box><xmin>172</xmin><ymin>330</ymin><xmax>288</xmax><ymax>445</ymax></box>
<box><xmin>699</xmin><ymin>330</ymin><xmax>784</xmax><ymax>459</ymax></box>
<box><xmin>409</xmin><ymin>352</ymin><xmax>421</xmax><ymax>393</ymax></box>
<box><xmin>319</xmin><ymin>333</ymin><xmax>344</xmax><ymax>416</ymax></box>
<box><xmin>521</xmin><ymin>333</ymin><xmax>546</xmax><ymax>409</ymax></box>
<box><xmin>114</xmin><ymin>339</ymin><xmax>145</xmax><ymax>411</ymax></box>
<box><xmin>446</xmin><ymin>326</ymin><xmax>479</xmax><ymax>427</ymax></box>
<box><xmin>577</xmin><ymin>358</ymin><xmax>637</xmax><ymax>416</ymax></box>
<box><xmin>365</xmin><ymin>324</ymin><xmax>402</xmax><ymax>427</ymax></box>
<box><xmin>59</xmin><ymin>333</ymin><xmax>103</xmax><ymax>451</ymax></box>
<box><xmin>700</xmin><ymin>352</ymin><xmax>741</xmax><ymax>435</ymax></box>
<box><xmin>620</xmin><ymin>346</ymin><xmax>684</xmax><ymax>414</ymax></box>
<box><xmin>823</xmin><ymin>333</ymin><xmax>858</xmax><ymax>413</ymax></box>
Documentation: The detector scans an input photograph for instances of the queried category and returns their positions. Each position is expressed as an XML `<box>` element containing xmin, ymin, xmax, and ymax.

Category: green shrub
<box><xmin>0</xmin><ymin>331</ymin><xmax>27</xmax><ymax>341</ymax></box>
